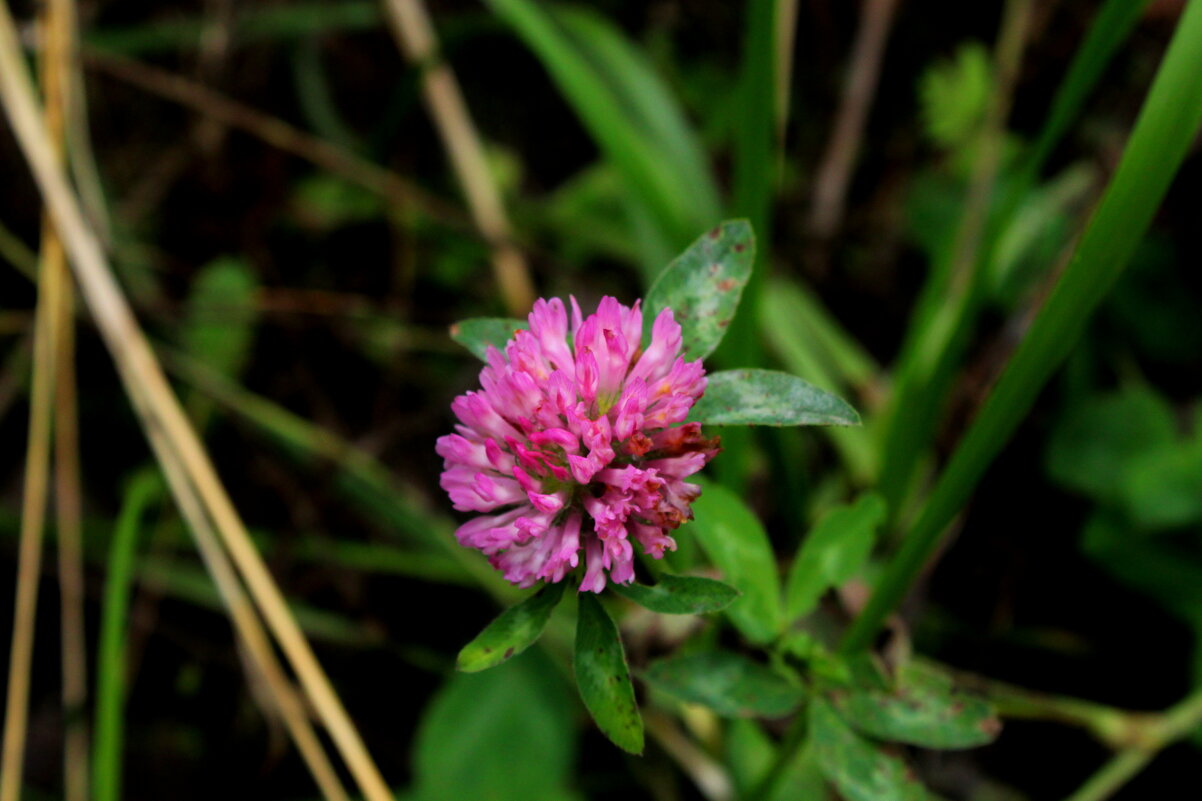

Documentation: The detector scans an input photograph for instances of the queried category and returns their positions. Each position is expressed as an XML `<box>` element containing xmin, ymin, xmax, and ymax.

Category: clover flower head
<box><xmin>437</xmin><ymin>296</ymin><xmax>720</xmax><ymax>592</ymax></box>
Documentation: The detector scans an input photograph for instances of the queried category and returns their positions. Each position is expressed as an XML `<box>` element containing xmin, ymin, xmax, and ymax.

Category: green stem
<box><xmin>841</xmin><ymin>0</ymin><xmax>1202</xmax><ymax>654</ymax></box>
<box><xmin>92</xmin><ymin>470</ymin><xmax>159</xmax><ymax>801</ymax></box>
<box><xmin>932</xmin><ymin>659</ymin><xmax>1140</xmax><ymax>749</ymax></box>
<box><xmin>1064</xmin><ymin>689</ymin><xmax>1202</xmax><ymax>801</ymax></box>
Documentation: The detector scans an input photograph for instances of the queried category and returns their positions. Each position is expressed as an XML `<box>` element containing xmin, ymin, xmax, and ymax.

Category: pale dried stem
<box><xmin>0</xmin><ymin>7</ymin><xmax>392</xmax><ymax>801</ymax></box>
<box><xmin>0</xmin><ymin>144</ymin><xmax>62</xmax><ymax>801</ymax></box>
<box><xmin>807</xmin><ymin>0</ymin><xmax>901</xmax><ymax>239</ymax></box>
<box><xmin>0</xmin><ymin>4</ymin><xmax>71</xmax><ymax>798</ymax></box>
<box><xmin>382</xmin><ymin>0</ymin><xmax>536</xmax><ymax>315</ymax></box>
<box><xmin>143</xmin><ymin>423</ymin><xmax>350</xmax><ymax>801</ymax></box>
<box><xmin>39</xmin><ymin>1</ymin><xmax>90</xmax><ymax>799</ymax></box>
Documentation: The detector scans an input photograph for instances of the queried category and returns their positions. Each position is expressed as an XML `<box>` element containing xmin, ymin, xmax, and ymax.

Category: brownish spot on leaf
<box><xmin>449</xmin><ymin>323</ymin><xmax>462</xmax><ymax>337</ymax></box>
<box><xmin>709</xmin><ymin>226</ymin><xmax>722</xmax><ymax>239</ymax></box>
<box><xmin>504</xmin><ymin>647</ymin><xmax>515</xmax><ymax>659</ymax></box>
<box><xmin>717</xmin><ymin>278</ymin><xmax>737</xmax><ymax>291</ymax></box>
<box><xmin>980</xmin><ymin>717</ymin><xmax>1003</xmax><ymax>736</ymax></box>
<box><xmin>734</xmin><ymin>242</ymin><xmax>747</xmax><ymax>252</ymax></box>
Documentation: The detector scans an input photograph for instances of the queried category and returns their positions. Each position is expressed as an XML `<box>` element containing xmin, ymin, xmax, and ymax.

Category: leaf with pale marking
<box><xmin>689</xmin><ymin>369</ymin><xmax>860</xmax><ymax>427</ymax></box>
<box><xmin>831</xmin><ymin>662</ymin><xmax>1001</xmax><ymax>749</ymax></box>
<box><xmin>643</xmin><ymin>220</ymin><xmax>754</xmax><ymax>361</ymax></box>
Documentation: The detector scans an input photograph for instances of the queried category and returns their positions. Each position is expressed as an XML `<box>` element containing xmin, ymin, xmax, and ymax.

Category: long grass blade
<box><xmin>485</xmin><ymin>0</ymin><xmax>719</xmax><ymax>256</ymax></box>
<box><xmin>842</xmin><ymin>0</ymin><xmax>1202</xmax><ymax>653</ymax></box>
<box><xmin>92</xmin><ymin>472</ymin><xmax>157</xmax><ymax>801</ymax></box>
<box><xmin>0</xmin><ymin>8</ymin><xmax>392</xmax><ymax>800</ymax></box>
<box><xmin>1024</xmin><ymin>0</ymin><xmax>1152</xmax><ymax>187</ymax></box>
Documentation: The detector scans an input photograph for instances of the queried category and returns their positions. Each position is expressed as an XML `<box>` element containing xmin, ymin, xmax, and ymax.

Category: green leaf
<box><xmin>457</xmin><ymin>582</ymin><xmax>567</xmax><ymax>673</ymax></box>
<box><xmin>810</xmin><ymin>698</ymin><xmax>929</xmax><ymax>801</ymax></box>
<box><xmin>831</xmin><ymin>662</ymin><xmax>1001</xmax><ymax>750</ymax></box>
<box><xmin>786</xmin><ymin>494</ymin><xmax>885</xmax><ymax>621</ymax></box>
<box><xmin>689</xmin><ymin>369</ymin><xmax>861</xmax><ymax>427</ymax></box>
<box><xmin>1120</xmin><ymin>443</ymin><xmax>1202</xmax><ymax>530</ymax></box>
<box><xmin>643</xmin><ymin>220</ymin><xmax>755</xmax><ymax>361</ymax></box>
<box><xmin>450</xmin><ymin>317</ymin><xmax>528</xmax><ymax>361</ymax></box>
<box><xmin>410</xmin><ymin>652</ymin><xmax>580</xmax><ymax>801</ymax></box>
<box><xmin>574</xmin><ymin>593</ymin><xmax>643</xmax><ymax>754</ymax></box>
<box><xmin>683</xmin><ymin>481</ymin><xmax>784</xmax><ymax>644</ymax></box>
<box><xmin>180</xmin><ymin>256</ymin><xmax>258</xmax><ymax>379</ymax></box>
<box><xmin>610</xmin><ymin>573</ymin><xmax>738</xmax><ymax>615</ymax></box>
<box><xmin>642</xmin><ymin>651</ymin><xmax>804</xmax><ymax>718</ymax></box>
<box><xmin>1045</xmin><ymin>386</ymin><xmax>1177</xmax><ymax>499</ymax></box>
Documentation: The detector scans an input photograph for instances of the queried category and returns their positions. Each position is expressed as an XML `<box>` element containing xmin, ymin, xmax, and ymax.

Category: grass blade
<box><xmin>92</xmin><ymin>472</ymin><xmax>158</xmax><ymax>801</ymax></box>
<box><xmin>842</xmin><ymin>0</ymin><xmax>1202</xmax><ymax>653</ymax></box>
<box><xmin>1023</xmin><ymin>0</ymin><xmax>1152</xmax><ymax>187</ymax></box>
<box><xmin>485</xmin><ymin>0</ymin><xmax>718</xmax><ymax>254</ymax></box>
